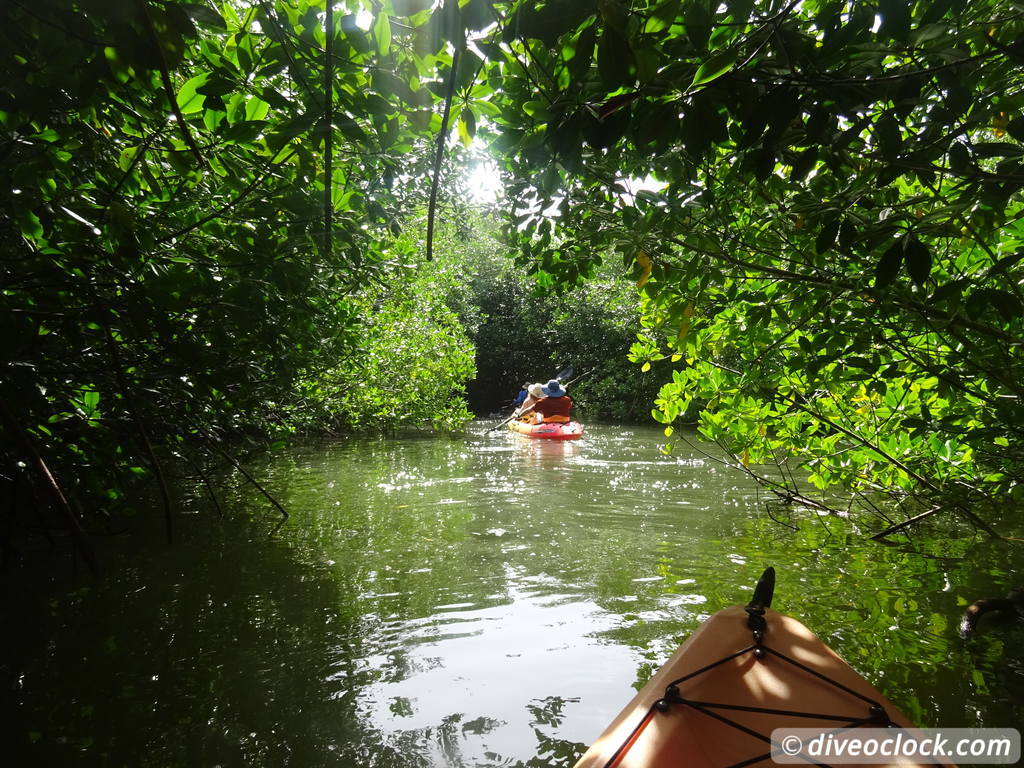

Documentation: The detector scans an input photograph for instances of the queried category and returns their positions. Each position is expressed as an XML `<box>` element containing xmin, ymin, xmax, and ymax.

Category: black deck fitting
<box><xmin>745</xmin><ymin>567</ymin><xmax>776</xmax><ymax>635</ymax></box>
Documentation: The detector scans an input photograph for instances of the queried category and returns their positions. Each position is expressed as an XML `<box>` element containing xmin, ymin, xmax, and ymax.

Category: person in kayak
<box><xmin>515</xmin><ymin>383</ymin><xmax>546</xmax><ymax>420</ymax></box>
<box><xmin>511</xmin><ymin>382</ymin><xmax>530</xmax><ymax>409</ymax></box>
<box><xmin>526</xmin><ymin>379</ymin><xmax>573</xmax><ymax>424</ymax></box>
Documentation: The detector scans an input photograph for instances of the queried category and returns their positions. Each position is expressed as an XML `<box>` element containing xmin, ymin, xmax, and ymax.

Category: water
<box><xmin>5</xmin><ymin>425</ymin><xmax>1023</xmax><ymax>766</ymax></box>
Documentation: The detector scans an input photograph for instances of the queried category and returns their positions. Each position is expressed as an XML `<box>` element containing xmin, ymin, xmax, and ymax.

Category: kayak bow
<box><xmin>574</xmin><ymin>568</ymin><xmax>944</xmax><ymax>768</ymax></box>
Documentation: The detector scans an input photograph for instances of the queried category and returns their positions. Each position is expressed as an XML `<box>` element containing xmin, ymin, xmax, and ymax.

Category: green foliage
<box><xmin>0</xmin><ymin>0</ymin><xmax>478</xmax><ymax>543</ymax></box>
<box><xmin>9</xmin><ymin>0</ymin><xmax>1024</xmax><ymax>541</ymax></box>
<box><xmin>479</xmin><ymin>0</ymin><xmax>1024</xmax><ymax>520</ymax></box>
<box><xmin>297</xmin><ymin>247</ymin><xmax>477</xmax><ymax>433</ymax></box>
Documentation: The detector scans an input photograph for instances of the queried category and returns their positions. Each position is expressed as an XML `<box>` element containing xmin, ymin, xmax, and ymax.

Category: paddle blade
<box><xmin>555</xmin><ymin>365</ymin><xmax>573</xmax><ymax>382</ymax></box>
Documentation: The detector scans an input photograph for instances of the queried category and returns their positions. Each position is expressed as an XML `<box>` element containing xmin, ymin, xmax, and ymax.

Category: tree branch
<box><xmin>323</xmin><ymin>0</ymin><xmax>334</xmax><ymax>258</ymax></box>
<box><xmin>197</xmin><ymin>428</ymin><xmax>288</xmax><ymax>520</ymax></box>
<box><xmin>426</xmin><ymin>48</ymin><xmax>461</xmax><ymax>262</ymax></box>
<box><xmin>135</xmin><ymin>0</ymin><xmax>206</xmax><ymax>169</ymax></box>
<box><xmin>0</xmin><ymin>404</ymin><xmax>99</xmax><ymax>574</ymax></box>
<box><xmin>158</xmin><ymin>147</ymin><xmax>297</xmax><ymax>243</ymax></box>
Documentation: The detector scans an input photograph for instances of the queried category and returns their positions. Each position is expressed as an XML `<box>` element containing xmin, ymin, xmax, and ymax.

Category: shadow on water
<box><xmin>4</xmin><ymin>425</ymin><xmax>1023</xmax><ymax>766</ymax></box>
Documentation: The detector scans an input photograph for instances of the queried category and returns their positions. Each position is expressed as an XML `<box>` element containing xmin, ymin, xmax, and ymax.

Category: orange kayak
<box><xmin>507</xmin><ymin>419</ymin><xmax>584</xmax><ymax>440</ymax></box>
<box><xmin>574</xmin><ymin>569</ymin><xmax>942</xmax><ymax>768</ymax></box>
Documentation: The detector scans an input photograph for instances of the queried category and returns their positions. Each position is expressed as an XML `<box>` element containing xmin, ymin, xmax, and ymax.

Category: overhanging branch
<box><xmin>426</xmin><ymin>48</ymin><xmax>460</xmax><ymax>262</ymax></box>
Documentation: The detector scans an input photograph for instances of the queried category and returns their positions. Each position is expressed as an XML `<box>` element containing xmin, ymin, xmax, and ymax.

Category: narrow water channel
<box><xmin>6</xmin><ymin>425</ymin><xmax>1023</xmax><ymax>767</ymax></box>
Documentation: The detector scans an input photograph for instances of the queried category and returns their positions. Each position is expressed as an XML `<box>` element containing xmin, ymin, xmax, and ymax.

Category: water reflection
<box><xmin>361</xmin><ymin>565</ymin><xmax>631</xmax><ymax>764</ymax></box>
<box><xmin>5</xmin><ymin>425</ymin><xmax>1023</xmax><ymax>767</ymax></box>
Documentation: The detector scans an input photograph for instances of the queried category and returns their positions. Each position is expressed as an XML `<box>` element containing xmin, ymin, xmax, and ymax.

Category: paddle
<box><xmin>563</xmin><ymin>368</ymin><xmax>593</xmax><ymax>387</ymax></box>
<box><xmin>485</xmin><ymin>366</ymin><xmax>573</xmax><ymax>433</ymax></box>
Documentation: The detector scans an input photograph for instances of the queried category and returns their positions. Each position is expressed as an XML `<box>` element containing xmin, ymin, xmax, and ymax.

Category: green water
<box><xmin>5</xmin><ymin>425</ymin><xmax>1023</xmax><ymax>767</ymax></box>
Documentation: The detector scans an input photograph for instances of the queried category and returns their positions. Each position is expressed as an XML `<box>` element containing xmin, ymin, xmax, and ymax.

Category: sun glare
<box><xmin>466</xmin><ymin>159</ymin><xmax>503</xmax><ymax>204</ymax></box>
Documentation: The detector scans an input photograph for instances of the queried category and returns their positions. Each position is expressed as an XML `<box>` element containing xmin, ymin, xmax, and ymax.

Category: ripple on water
<box><xmin>9</xmin><ymin>424</ymin><xmax>1022</xmax><ymax>768</ymax></box>
<box><xmin>353</xmin><ymin>576</ymin><xmax>639</xmax><ymax>762</ymax></box>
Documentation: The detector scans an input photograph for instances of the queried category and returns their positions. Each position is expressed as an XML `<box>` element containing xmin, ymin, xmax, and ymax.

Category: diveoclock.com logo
<box><xmin>770</xmin><ymin>728</ymin><xmax>1021</xmax><ymax>764</ymax></box>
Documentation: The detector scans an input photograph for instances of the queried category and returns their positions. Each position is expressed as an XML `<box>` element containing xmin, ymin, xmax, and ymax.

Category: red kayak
<box><xmin>507</xmin><ymin>419</ymin><xmax>584</xmax><ymax>440</ymax></box>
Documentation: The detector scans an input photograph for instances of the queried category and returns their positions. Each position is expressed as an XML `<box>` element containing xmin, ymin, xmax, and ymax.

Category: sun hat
<box><xmin>542</xmin><ymin>379</ymin><xmax>566</xmax><ymax>397</ymax></box>
<box><xmin>528</xmin><ymin>383</ymin><xmax>545</xmax><ymax>399</ymax></box>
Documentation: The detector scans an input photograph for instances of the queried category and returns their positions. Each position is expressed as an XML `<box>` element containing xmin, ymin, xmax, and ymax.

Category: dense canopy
<box><xmin>490</xmin><ymin>0</ymin><xmax>1024</xmax><ymax>532</ymax></box>
<box><xmin>3</xmin><ymin>0</ymin><xmax>1024</xmax><ymax>556</ymax></box>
